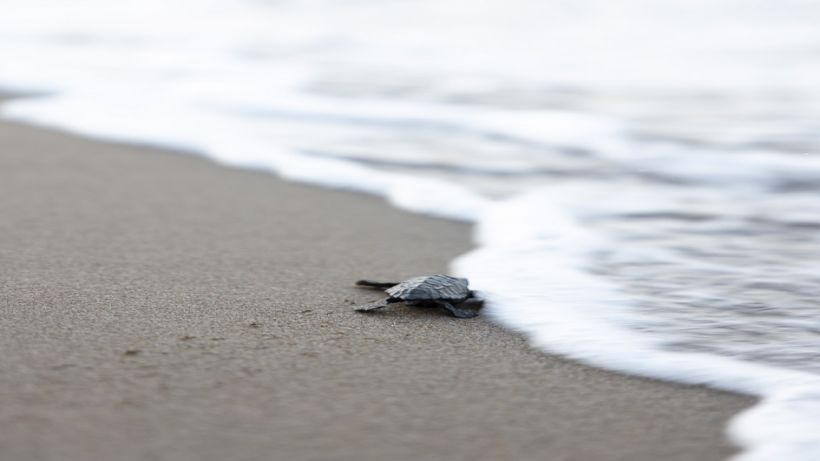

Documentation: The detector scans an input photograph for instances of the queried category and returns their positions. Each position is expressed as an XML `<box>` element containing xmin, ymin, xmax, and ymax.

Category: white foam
<box><xmin>452</xmin><ymin>189</ymin><xmax>820</xmax><ymax>461</ymax></box>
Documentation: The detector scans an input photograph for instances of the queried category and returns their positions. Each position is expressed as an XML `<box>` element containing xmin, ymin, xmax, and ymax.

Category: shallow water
<box><xmin>2</xmin><ymin>1</ymin><xmax>820</xmax><ymax>459</ymax></box>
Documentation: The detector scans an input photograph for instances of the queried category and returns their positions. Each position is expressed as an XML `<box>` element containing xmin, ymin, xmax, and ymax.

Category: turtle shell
<box><xmin>386</xmin><ymin>275</ymin><xmax>470</xmax><ymax>302</ymax></box>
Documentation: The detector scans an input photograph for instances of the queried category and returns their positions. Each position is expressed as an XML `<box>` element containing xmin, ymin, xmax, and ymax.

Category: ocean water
<box><xmin>2</xmin><ymin>0</ymin><xmax>820</xmax><ymax>459</ymax></box>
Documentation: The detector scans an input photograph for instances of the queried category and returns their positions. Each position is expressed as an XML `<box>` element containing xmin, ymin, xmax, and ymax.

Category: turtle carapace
<box><xmin>354</xmin><ymin>274</ymin><xmax>483</xmax><ymax>318</ymax></box>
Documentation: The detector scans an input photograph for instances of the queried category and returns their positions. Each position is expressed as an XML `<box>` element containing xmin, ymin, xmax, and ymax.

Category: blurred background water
<box><xmin>2</xmin><ymin>1</ymin><xmax>820</xmax><ymax>459</ymax></box>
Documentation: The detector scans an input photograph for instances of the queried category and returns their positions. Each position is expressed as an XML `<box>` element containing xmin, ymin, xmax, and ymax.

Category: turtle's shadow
<box><xmin>352</xmin><ymin>302</ymin><xmax>480</xmax><ymax>319</ymax></box>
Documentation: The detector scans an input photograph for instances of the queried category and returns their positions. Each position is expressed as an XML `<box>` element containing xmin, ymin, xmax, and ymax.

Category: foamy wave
<box><xmin>452</xmin><ymin>188</ymin><xmax>820</xmax><ymax>461</ymax></box>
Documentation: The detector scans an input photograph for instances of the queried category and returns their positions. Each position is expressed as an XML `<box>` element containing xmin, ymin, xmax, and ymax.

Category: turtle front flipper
<box><xmin>436</xmin><ymin>301</ymin><xmax>479</xmax><ymax>319</ymax></box>
<box><xmin>355</xmin><ymin>297</ymin><xmax>399</xmax><ymax>313</ymax></box>
<box><xmin>459</xmin><ymin>297</ymin><xmax>484</xmax><ymax>310</ymax></box>
<box><xmin>355</xmin><ymin>280</ymin><xmax>399</xmax><ymax>289</ymax></box>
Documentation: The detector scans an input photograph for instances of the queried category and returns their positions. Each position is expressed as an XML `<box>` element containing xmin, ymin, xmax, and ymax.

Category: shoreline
<box><xmin>0</xmin><ymin>101</ymin><xmax>753</xmax><ymax>460</ymax></box>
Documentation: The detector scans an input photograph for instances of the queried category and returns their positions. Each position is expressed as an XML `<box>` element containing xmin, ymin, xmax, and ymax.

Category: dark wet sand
<box><xmin>0</xmin><ymin>100</ymin><xmax>754</xmax><ymax>461</ymax></box>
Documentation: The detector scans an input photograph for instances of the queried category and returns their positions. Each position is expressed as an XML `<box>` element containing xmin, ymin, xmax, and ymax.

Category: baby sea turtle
<box><xmin>354</xmin><ymin>274</ymin><xmax>483</xmax><ymax>318</ymax></box>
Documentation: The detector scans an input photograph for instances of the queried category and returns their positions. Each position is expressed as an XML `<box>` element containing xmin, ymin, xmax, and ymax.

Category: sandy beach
<box><xmin>0</xmin><ymin>98</ymin><xmax>753</xmax><ymax>460</ymax></box>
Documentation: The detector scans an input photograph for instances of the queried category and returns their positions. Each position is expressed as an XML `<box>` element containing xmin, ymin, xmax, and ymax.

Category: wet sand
<box><xmin>0</xmin><ymin>101</ymin><xmax>753</xmax><ymax>460</ymax></box>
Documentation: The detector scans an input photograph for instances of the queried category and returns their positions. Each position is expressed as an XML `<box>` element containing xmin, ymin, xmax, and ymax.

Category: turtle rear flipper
<box><xmin>355</xmin><ymin>297</ymin><xmax>399</xmax><ymax>312</ymax></box>
<box><xmin>436</xmin><ymin>301</ymin><xmax>479</xmax><ymax>319</ymax></box>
